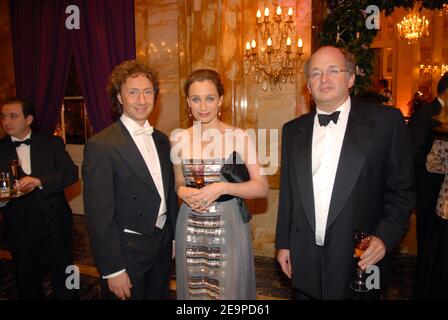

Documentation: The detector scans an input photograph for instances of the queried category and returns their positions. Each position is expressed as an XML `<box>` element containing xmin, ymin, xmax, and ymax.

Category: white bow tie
<box><xmin>133</xmin><ymin>126</ymin><xmax>153</xmax><ymax>136</ymax></box>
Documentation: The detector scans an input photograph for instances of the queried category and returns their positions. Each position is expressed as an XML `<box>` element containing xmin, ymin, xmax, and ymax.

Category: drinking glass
<box><xmin>349</xmin><ymin>231</ymin><xmax>372</xmax><ymax>292</ymax></box>
<box><xmin>0</xmin><ymin>172</ymin><xmax>10</xmax><ymax>200</ymax></box>
<box><xmin>191</xmin><ymin>164</ymin><xmax>205</xmax><ymax>189</ymax></box>
<box><xmin>9</xmin><ymin>159</ymin><xmax>25</xmax><ymax>195</ymax></box>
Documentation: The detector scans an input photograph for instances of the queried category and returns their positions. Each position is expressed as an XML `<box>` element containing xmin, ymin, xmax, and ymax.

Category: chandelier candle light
<box><xmin>442</xmin><ymin>64</ymin><xmax>448</xmax><ymax>75</ymax></box>
<box><xmin>397</xmin><ymin>7</ymin><xmax>429</xmax><ymax>44</ymax></box>
<box><xmin>244</xmin><ymin>4</ymin><xmax>304</xmax><ymax>91</ymax></box>
<box><xmin>419</xmin><ymin>64</ymin><xmax>448</xmax><ymax>76</ymax></box>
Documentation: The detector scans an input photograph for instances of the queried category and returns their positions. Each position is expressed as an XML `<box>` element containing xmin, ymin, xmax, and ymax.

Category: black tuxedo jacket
<box><xmin>82</xmin><ymin>121</ymin><xmax>178</xmax><ymax>276</ymax></box>
<box><xmin>275</xmin><ymin>102</ymin><xmax>415</xmax><ymax>299</ymax></box>
<box><xmin>0</xmin><ymin>131</ymin><xmax>78</xmax><ymax>230</ymax></box>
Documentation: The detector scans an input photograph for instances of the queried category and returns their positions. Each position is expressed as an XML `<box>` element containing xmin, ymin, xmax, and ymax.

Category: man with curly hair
<box><xmin>82</xmin><ymin>60</ymin><xmax>178</xmax><ymax>300</ymax></box>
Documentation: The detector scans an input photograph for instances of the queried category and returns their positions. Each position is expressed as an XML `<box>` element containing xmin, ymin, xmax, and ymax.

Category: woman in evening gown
<box><xmin>419</xmin><ymin>96</ymin><xmax>448</xmax><ymax>299</ymax></box>
<box><xmin>171</xmin><ymin>69</ymin><xmax>269</xmax><ymax>300</ymax></box>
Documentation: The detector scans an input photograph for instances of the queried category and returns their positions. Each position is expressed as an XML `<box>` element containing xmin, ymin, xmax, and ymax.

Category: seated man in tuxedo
<box><xmin>0</xmin><ymin>97</ymin><xmax>79</xmax><ymax>299</ymax></box>
<box><xmin>82</xmin><ymin>60</ymin><xmax>178</xmax><ymax>300</ymax></box>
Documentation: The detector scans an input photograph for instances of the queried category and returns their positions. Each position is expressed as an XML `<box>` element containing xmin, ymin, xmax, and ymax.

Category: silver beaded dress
<box><xmin>175</xmin><ymin>158</ymin><xmax>256</xmax><ymax>300</ymax></box>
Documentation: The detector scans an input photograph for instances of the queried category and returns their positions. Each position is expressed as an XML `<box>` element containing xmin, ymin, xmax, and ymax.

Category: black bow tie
<box><xmin>13</xmin><ymin>139</ymin><xmax>31</xmax><ymax>148</ymax></box>
<box><xmin>318</xmin><ymin>111</ymin><xmax>341</xmax><ymax>127</ymax></box>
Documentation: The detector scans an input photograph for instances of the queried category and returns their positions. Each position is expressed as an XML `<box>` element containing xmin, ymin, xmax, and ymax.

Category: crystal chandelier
<box><xmin>244</xmin><ymin>3</ymin><xmax>304</xmax><ymax>91</ymax></box>
<box><xmin>397</xmin><ymin>8</ymin><xmax>429</xmax><ymax>44</ymax></box>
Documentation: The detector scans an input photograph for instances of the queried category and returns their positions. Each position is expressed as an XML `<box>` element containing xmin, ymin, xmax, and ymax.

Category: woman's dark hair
<box><xmin>183</xmin><ymin>69</ymin><xmax>224</xmax><ymax>97</ymax></box>
<box><xmin>433</xmin><ymin>73</ymin><xmax>448</xmax><ymax>132</ymax></box>
<box><xmin>437</xmin><ymin>72</ymin><xmax>448</xmax><ymax>96</ymax></box>
<box><xmin>434</xmin><ymin>94</ymin><xmax>448</xmax><ymax>132</ymax></box>
<box><xmin>107</xmin><ymin>60</ymin><xmax>159</xmax><ymax>114</ymax></box>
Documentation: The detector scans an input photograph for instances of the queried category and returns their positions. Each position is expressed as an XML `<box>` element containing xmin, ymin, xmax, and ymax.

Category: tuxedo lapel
<box><xmin>326</xmin><ymin>103</ymin><xmax>376</xmax><ymax>230</ymax></box>
<box><xmin>3</xmin><ymin>138</ymin><xmax>19</xmax><ymax>163</ymax></box>
<box><xmin>29</xmin><ymin>132</ymin><xmax>42</xmax><ymax>176</ymax></box>
<box><xmin>293</xmin><ymin>112</ymin><xmax>316</xmax><ymax>233</ymax></box>
<box><xmin>113</xmin><ymin>122</ymin><xmax>159</xmax><ymax>195</ymax></box>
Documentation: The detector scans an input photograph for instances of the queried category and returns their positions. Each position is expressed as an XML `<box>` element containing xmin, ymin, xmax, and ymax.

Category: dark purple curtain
<box><xmin>72</xmin><ymin>0</ymin><xmax>136</xmax><ymax>132</ymax></box>
<box><xmin>10</xmin><ymin>0</ymin><xmax>72</xmax><ymax>133</ymax></box>
<box><xmin>10</xmin><ymin>0</ymin><xmax>135</xmax><ymax>134</ymax></box>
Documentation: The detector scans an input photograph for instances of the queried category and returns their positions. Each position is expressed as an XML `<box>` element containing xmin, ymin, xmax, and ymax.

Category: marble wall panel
<box><xmin>135</xmin><ymin>0</ymin><xmax>180</xmax><ymax>135</ymax></box>
<box><xmin>250</xmin><ymin>190</ymin><xmax>279</xmax><ymax>257</ymax></box>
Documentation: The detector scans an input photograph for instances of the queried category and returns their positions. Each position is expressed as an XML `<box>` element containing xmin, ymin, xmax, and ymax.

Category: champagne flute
<box><xmin>0</xmin><ymin>172</ymin><xmax>11</xmax><ymax>200</ymax></box>
<box><xmin>349</xmin><ymin>230</ymin><xmax>372</xmax><ymax>292</ymax></box>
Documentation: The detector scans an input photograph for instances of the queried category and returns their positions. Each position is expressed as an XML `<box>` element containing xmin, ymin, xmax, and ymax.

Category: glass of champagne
<box><xmin>0</xmin><ymin>172</ymin><xmax>11</xmax><ymax>200</ymax></box>
<box><xmin>191</xmin><ymin>164</ymin><xmax>205</xmax><ymax>189</ymax></box>
<box><xmin>349</xmin><ymin>230</ymin><xmax>372</xmax><ymax>292</ymax></box>
<box><xmin>9</xmin><ymin>159</ymin><xmax>25</xmax><ymax>195</ymax></box>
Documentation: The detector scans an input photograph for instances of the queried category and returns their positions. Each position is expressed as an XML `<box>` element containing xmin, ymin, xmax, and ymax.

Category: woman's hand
<box><xmin>189</xmin><ymin>182</ymin><xmax>227</xmax><ymax>211</ymax></box>
<box><xmin>177</xmin><ymin>186</ymin><xmax>202</xmax><ymax>210</ymax></box>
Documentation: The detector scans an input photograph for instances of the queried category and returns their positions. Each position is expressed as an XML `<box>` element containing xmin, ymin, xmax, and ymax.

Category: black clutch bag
<box><xmin>220</xmin><ymin>151</ymin><xmax>252</xmax><ymax>223</ymax></box>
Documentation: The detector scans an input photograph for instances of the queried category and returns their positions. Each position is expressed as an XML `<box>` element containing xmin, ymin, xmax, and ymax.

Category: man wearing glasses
<box><xmin>276</xmin><ymin>46</ymin><xmax>415</xmax><ymax>299</ymax></box>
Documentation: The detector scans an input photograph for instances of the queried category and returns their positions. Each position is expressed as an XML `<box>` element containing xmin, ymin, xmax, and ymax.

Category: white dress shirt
<box><xmin>312</xmin><ymin>97</ymin><xmax>351</xmax><ymax>246</ymax></box>
<box><xmin>11</xmin><ymin>131</ymin><xmax>32</xmax><ymax>175</ymax></box>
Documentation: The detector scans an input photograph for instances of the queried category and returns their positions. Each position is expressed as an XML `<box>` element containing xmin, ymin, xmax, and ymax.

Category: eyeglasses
<box><xmin>309</xmin><ymin>67</ymin><xmax>349</xmax><ymax>81</ymax></box>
